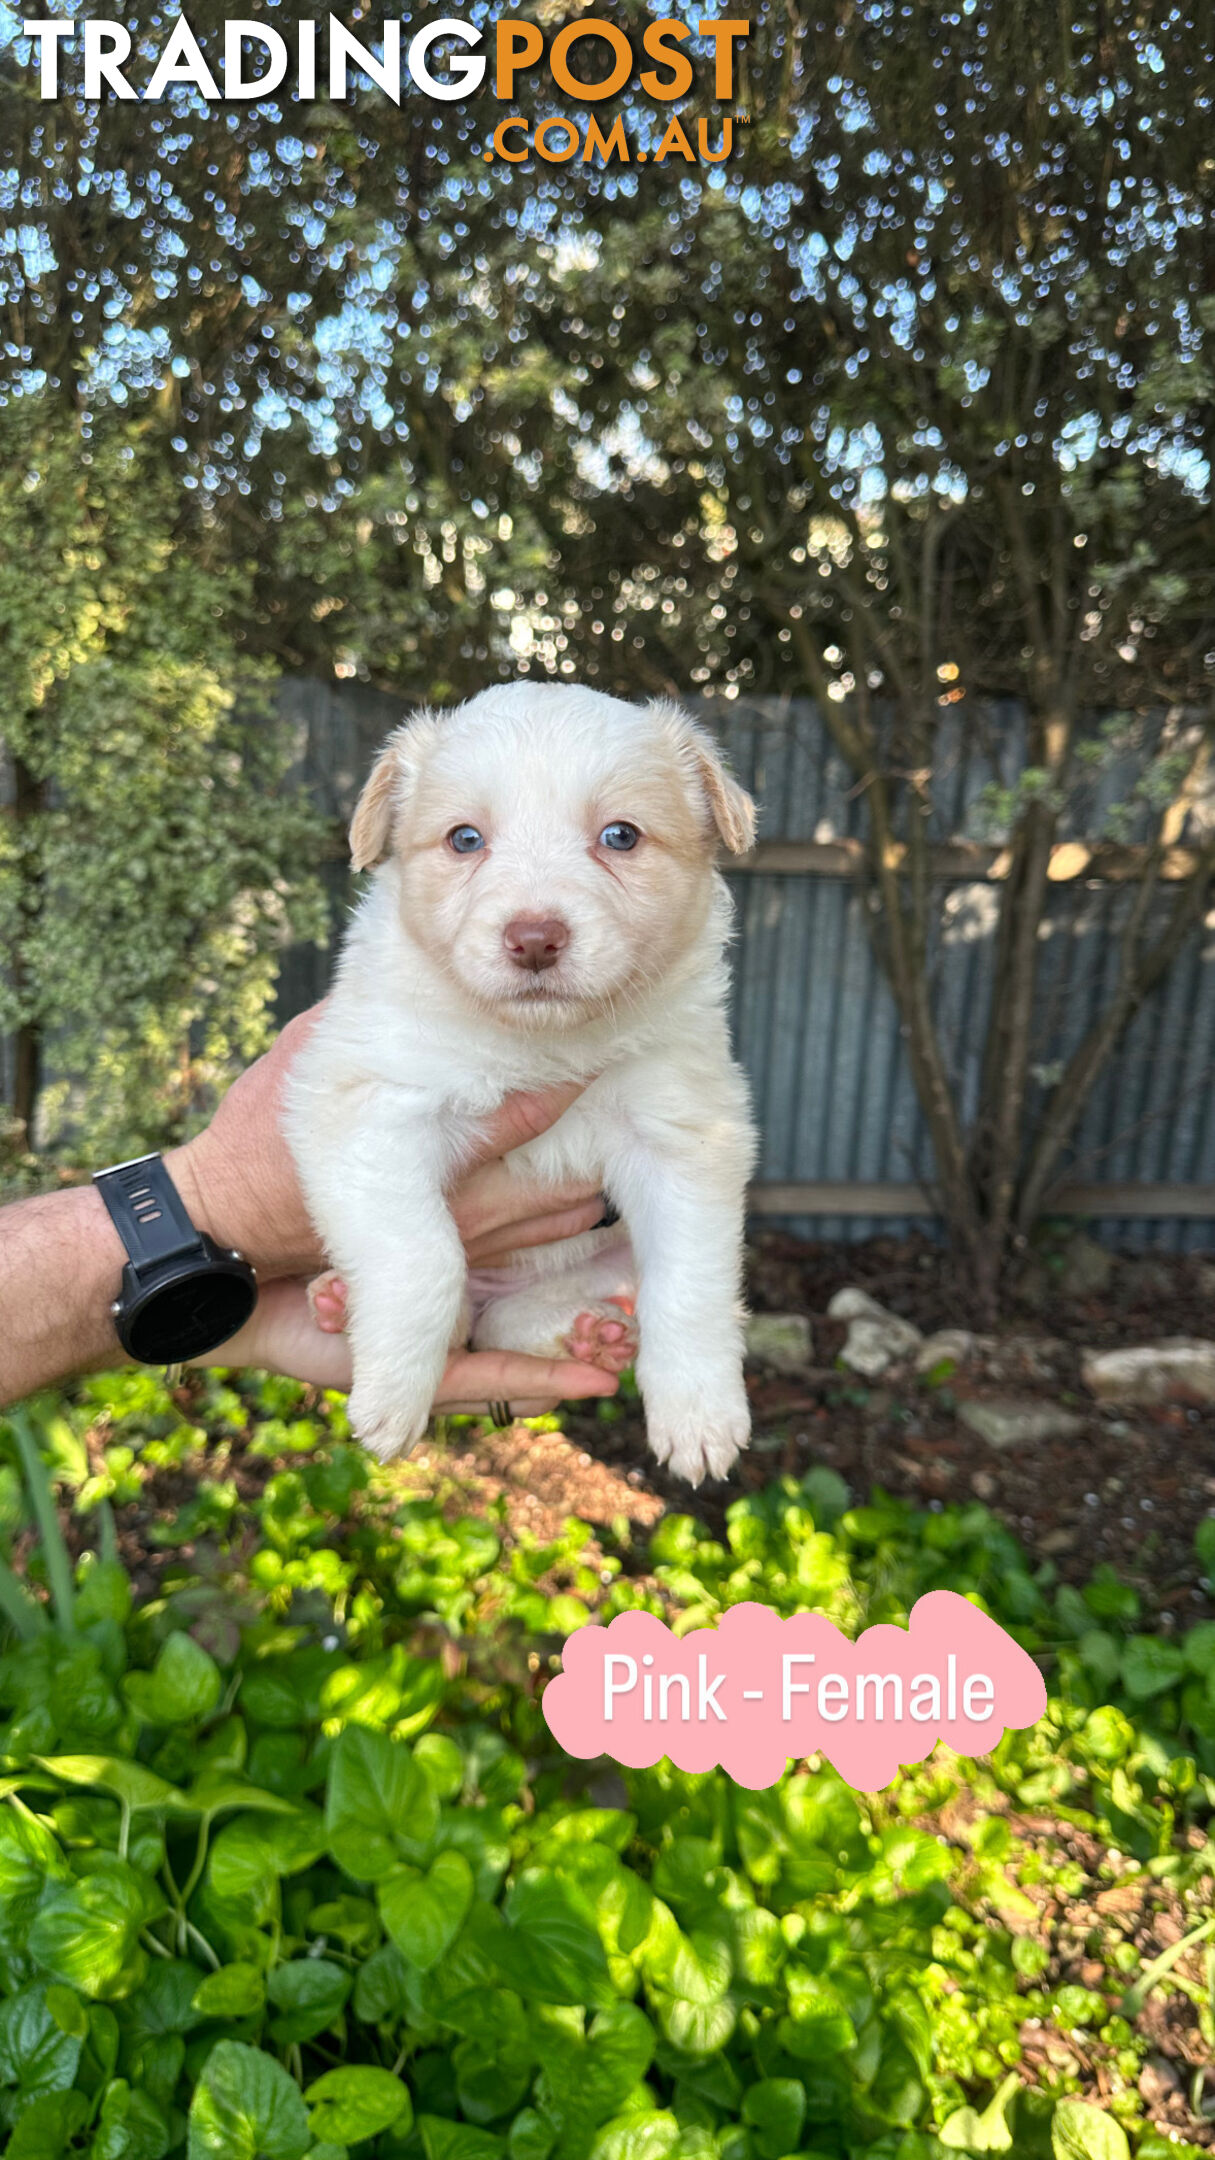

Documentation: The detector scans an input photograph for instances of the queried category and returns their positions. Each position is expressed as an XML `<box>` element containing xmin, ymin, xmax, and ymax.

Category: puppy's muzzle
<box><xmin>503</xmin><ymin>915</ymin><xmax>569</xmax><ymax>974</ymax></box>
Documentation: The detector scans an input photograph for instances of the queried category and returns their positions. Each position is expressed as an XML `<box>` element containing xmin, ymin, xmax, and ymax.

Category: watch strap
<box><xmin>93</xmin><ymin>1154</ymin><xmax>206</xmax><ymax>1277</ymax></box>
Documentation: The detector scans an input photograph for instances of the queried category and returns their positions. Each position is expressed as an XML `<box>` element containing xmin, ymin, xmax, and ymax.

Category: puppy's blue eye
<box><xmin>599</xmin><ymin>822</ymin><xmax>640</xmax><ymax>852</ymax></box>
<box><xmin>448</xmin><ymin>825</ymin><xmax>486</xmax><ymax>854</ymax></box>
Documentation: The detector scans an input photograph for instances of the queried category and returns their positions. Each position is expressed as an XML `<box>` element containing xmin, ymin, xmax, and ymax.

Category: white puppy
<box><xmin>283</xmin><ymin>682</ymin><xmax>757</xmax><ymax>1485</ymax></box>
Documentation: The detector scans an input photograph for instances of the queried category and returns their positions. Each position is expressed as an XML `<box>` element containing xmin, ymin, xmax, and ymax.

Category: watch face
<box><xmin>126</xmin><ymin>1269</ymin><xmax>257</xmax><ymax>1363</ymax></box>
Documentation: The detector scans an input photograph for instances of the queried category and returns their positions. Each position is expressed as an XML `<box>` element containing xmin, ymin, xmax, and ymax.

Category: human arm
<box><xmin>0</xmin><ymin>1007</ymin><xmax>617</xmax><ymax>1415</ymax></box>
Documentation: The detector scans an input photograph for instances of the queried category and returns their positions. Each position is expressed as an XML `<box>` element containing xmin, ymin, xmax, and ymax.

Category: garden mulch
<box><xmin>544</xmin><ymin>1231</ymin><xmax>1215</xmax><ymax>1625</ymax></box>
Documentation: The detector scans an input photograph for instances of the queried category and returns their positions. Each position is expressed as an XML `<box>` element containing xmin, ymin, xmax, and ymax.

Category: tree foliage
<box><xmin>0</xmin><ymin>406</ymin><xmax>325</xmax><ymax>1177</ymax></box>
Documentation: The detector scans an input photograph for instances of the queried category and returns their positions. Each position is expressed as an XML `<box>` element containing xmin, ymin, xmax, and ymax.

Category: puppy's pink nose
<box><xmin>504</xmin><ymin>916</ymin><xmax>569</xmax><ymax>972</ymax></box>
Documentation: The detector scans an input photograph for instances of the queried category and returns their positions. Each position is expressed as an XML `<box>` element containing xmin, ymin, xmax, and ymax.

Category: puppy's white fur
<box><xmin>283</xmin><ymin>682</ymin><xmax>757</xmax><ymax>1485</ymax></box>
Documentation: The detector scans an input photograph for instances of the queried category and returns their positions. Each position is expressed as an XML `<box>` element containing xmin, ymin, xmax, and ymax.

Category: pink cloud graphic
<box><xmin>542</xmin><ymin>1592</ymin><xmax>1046</xmax><ymax>1792</ymax></box>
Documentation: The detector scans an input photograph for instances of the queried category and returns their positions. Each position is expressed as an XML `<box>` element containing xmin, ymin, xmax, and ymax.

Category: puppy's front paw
<box><xmin>644</xmin><ymin>1375</ymin><xmax>750</xmax><ymax>1487</ymax></box>
<box><xmin>346</xmin><ymin>1380</ymin><xmax>430</xmax><ymax>1464</ymax></box>
<box><xmin>307</xmin><ymin>1270</ymin><xmax>347</xmax><ymax>1332</ymax></box>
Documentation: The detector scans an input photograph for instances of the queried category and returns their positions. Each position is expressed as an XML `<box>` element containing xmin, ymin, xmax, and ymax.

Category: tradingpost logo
<box><xmin>20</xmin><ymin>12</ymin><xmax>751</xmax><ymax>166</ymax></box>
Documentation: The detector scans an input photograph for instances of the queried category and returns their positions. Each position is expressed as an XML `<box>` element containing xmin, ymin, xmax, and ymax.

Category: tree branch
<box><xmin>1016</xmin><ymin>838</ymin><xmax>1215</xmax><ymax>1230</ymax></box>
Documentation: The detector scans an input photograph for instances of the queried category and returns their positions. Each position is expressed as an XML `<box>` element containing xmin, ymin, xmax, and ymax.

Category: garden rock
<box><xmin>828</xmin><ymin>1287</ymin><xmax>922</xmax><ymax>1376</ymax></box>
<box><xmin>1139</xmin><ymin>2058</ymin><xmax>1185</xmax><ymax>2109</ymax></box>
<box><xmin>983</xmin><ymin>1334</ymin><xmax>1067</xmax><ymax>1383</ymax></box>
<box><xmin>957</xmin><ymin>1398</ymin><xmax>1085</xmax><ymax>1451</ymax></box>
<box><xmin>1082</xmin><ymin>1339</ymin><xmax>1215</xmax><ymax>1406</ymax></box>
<box><xmin>915</xmin><ymin>1329</ymin><xmax>988</xmax><ymax>1374</ymax></box>
<box><xmin>745</xmin><ymin>1312</ymin><xmax>814</xmax><ymax>1375</ymax></box>
<box><xmin>828</xmin><ymin>1287</ymin><xmax>887</xmax><ymax>1322</ymax></box>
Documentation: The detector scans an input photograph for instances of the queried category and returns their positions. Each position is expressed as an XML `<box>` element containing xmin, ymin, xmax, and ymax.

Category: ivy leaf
<box><xmin>88</xmin><ymin>2077</ymin><xmax>172</xmax><ymax>2160</ymax></box>
<box><xmin>585</xmin><ymin>2108</ymin><xmax>682</xmax><ymax>2160</ymax></box>
<box><xmin>36</xmin><ymin>1755</ymin><xmax>183</xmax><ymax>1811</ymax></box>
<box><xmin>940</xmin><ymin>2072</ymin><xmax>1021</xmax><ymax>2152</ymax></box>
<box><xmin>44</xmin><ymin>1986</ymin><xmax>88</xmax><ymax>2041</ymax></box>
<box><xmin>125</xmin><ymin>1634</ymin><xmax>222</xmax><ymax>1726</ymax></box>
<box><xmin>179</xmin><ymin>1774</ymin><xmax>300</xmax><ymax>1820</ymax></box>
<box><xmin>497</xmin><ymin>1870</ymin><xmax>613</xmax><ymax>2007</ymax></box>
<box><xmin>306</xmin><ymin>1893</ymin><xmax>380</xmax><ymax>1954</ymax></box>
<box><xmin>123</xmin><ymin>1961</ymin><xmax>205</xmax><ymax>2041</ymax></box>
<box><xmin>0</xmin><ymin>1804</ymin><xmax>72</xmax><ymax>1946</ymax></box>
<box><xmin>0</xmin><ymin>1983</ymin><xmax>83</xmax><ymax>2101</ymax></box>
<box><xmin>1051</xmin><ymin>2100</ymin><xmax>1131</xmax><ymax>2160</ymax></box>
<box><xmin>379</xmin><ymin>1849</ymin><xmax>474</xmax><ymax>1970</ymax></box>
<box><xmin>1119</xmin><ymin>1637</ymin><xmax>1187</xmax><ymax>1702</ymax></box>
<box><xmin>507</xmin><ymin>2110</ymin><xmax>556</xmax><ymax>2160</ymax></box>
<box><xmin>191</xmin><ymin>1964</ymin><xmax>266</xmax><ymax>2019</ymax></box>
<box><xmin>414</xmin><ymin>1732</ymin><xmax>465</xmax><ymax>1799</ymax></box>
<box><xmin>1182</xmin><ymin>1620</ymin><xmax>1215</xmax><ymax>1675</ymax></box>
<box><xmin>265</xmin><ymin>1958</ymin><xmax>351</xmax><ymax>2045</ymax></box>
<box><xmin>325</xmin><ymin>1726</ymin><xmax>438</xmax><ymax>1881</ymax></box>
<box><xmin>1077</xmin><ymin>1631</ymin><xmax>1122</xmax><ymax>1687</ymax></box>
<box><xmin>534</xmin><ymin>2001</ymin><xmax>655</xmax><ymax>2148</ymax></box>
<box><xmin>5</xmin><ymin>2089</ymin><xmax>91</xmax><ymax>2157</ymax></box>
<box><xmin>742</xmin><ymin>2077</ymin><xmax>806</xmax><ymax>2159</ymax></box>
<box><xmin>419</xmin><ymin>2117</ymin><xmax>504</xmax><ymax>2160</ymax></box>
<box><xmin>27</xmin><ymin>1861</ymin><xmax>160</xmax><ymax>1998</ymax></box>
<box><xmin>187</xmin><ymin>2039</ymin><xmax>311</xmax><ymax>2160</ymax></box>
<box><xmin>655</xmin><ymin>1991</ymin><xmax>737</xmax><ymax>2055</ymax></box>
<box><xmin>209</xmin><ymin>1810</ymin><xmax>327</xmax><ymax>1913</ymax></box>
<box><xmin>304</xmin><ymin>2064</ymin><xmax>413</xmax><ymax>2143</ymax></box>
<box><xmin>453</xmin><ymin>2037</ymin><xmax>531</xmax><ymax>2127</ymax></box>
<box><xmin>352</xmin><ymin>1944</ymin><xmax>411</xmax><ymax>2025</ymax></box>
<box><xmin>73</xmin><ymin>1560</ymin><xmax>133</xmax><ymax>1630</ymax></box>
<box><xmin>128</xmin><ymin>2034</ymin><xmax>186</xmax><ymax>2116</ymax></box>
<box><xmin>662</xmin><ymin>1929</ymin><xmax>732</xmax><ymax>2006</ymax></box>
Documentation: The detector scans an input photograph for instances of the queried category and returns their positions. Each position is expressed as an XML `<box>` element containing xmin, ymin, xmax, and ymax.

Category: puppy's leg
<box><xmin>289</xmin><ymin>1104</ymin><xmax>468</xmax><ymax>1462</ymax></box>
<box><xmin>471</xmin><ymin>1227</ymin><xmax>638</xmax><ymax>1373</ymax></box>
<box><xmin>309</xmin><ymin>1269</ymin><xmax>473</xmax><ymax>1358</ymax></box>
<box><xmin>473</xmin><ymin>1275</ymin><xmax>638</xmax><ymax>1375</ymax></box>
<box><xmin>603</xmin><ymin>1071</ymin><xmax>754</xmax><ymax>1486</ymax></box>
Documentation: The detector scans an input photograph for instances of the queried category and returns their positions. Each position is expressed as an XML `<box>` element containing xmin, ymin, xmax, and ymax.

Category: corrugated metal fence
<box><xmin>278</xmin><ymin>679</ymin><xmax>1215</xmax><ymax>1251</ymax></box>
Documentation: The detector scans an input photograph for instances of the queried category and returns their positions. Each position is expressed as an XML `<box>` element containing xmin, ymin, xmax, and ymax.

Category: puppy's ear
<box><xmin>349</xmin><ymin>715</ymin><xmax>437</xmax><ymax>871</ymax></box>
<box><xmin>656</xmin><ymin>703</ymin><xmax>757</xmax><ymax>856</ymax></box>
<box><xmin>350</xmin><ymin>741</ymin><xmax>402</xmax><ymax>871</ymax></box>
<box><xmin>694</xmin><ymin>733</ymin><xmax>757</xmax><ymax>854</ymax></box>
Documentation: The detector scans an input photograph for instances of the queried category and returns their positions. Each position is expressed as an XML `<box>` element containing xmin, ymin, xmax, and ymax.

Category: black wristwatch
<box><xmin>93</xmin><ymin>1153</ymin><xmax>258</xmax><ymax>1364</ymax></box>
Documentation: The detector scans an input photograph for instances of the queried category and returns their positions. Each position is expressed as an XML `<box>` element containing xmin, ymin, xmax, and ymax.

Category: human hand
<box><xmin>170</xmin><ymin>1003</ymin><xmax>610</xmax><ymax>1275</ymax></box>
<box><xmin>178</xmin><ymin>1003</ymin><xmax>619</xmax><ymax>1414</ymax></box>
<box><xmin>211</xmin><ymin>1277</ymin><xmax>620</xmax><ymax>1416</ymax></box>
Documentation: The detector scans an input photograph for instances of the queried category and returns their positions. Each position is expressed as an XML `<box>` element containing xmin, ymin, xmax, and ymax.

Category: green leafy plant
<box><xmin>0</xmin><ymin>1381</ymin><xmax>1212</xmax><ymax>2158</ymax></box>
<box><xmin>0</xmin><ymin>406</ymin><xmax>327</xmax><ymax>1185</ymax></box>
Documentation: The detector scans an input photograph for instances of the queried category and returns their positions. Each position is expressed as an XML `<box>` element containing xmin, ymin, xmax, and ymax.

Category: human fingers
<box><xmin>204</xmin><ymin>1277</ymin><xmax>353</xmax><ymax>1388</ymax></box>
<box><xmin>302</xmin><ymin>1284</ymin><xmax>620</xmax><ymax>1416</ymax></box>
<box><xmin>463</xmin><ymin>1194</ymin><xmax>609</xmax><ymax>1265</ymax></box>
<box><xmin>460</xmin><ymin>1080</ymin><xmax>590</xmax><ymax>1171</ymax></box>
<box><xmin>448</xmin><ymin>1148</ymin><xmax>603</xmax><ymax>1244</ymax></box>
<box><xmin>434</xmin><ymin>1347</ymin><xmax>619</xmax><ymax>1408</ymax></box>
